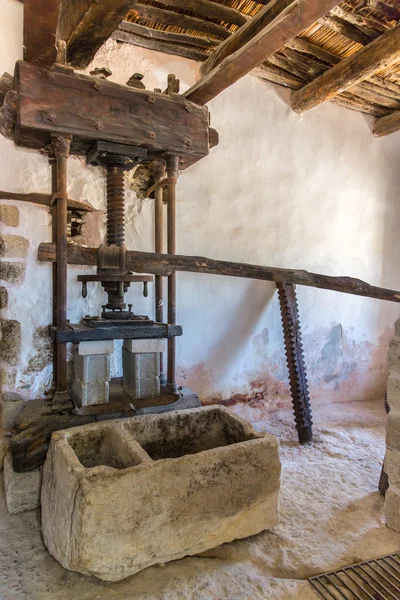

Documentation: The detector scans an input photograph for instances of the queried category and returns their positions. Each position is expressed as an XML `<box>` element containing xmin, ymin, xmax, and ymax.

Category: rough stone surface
<box><xmin>0</xmin><ymin>286</ymin><xmax>8</xmax><ymax>310</ymax></box>
<box><xmin>0</xmin><ymin>204</ymin><xmax>19</xmax><ymax>227</ymax></box>
<box><xmin>0</xmin><ymin>318</ymin><xmax>21</xmax><ymax>366</ymax></box>
<box><xmin>41</xmin><ymin>406</ymin><xmax>280</xmax><ymax>581</ymax></box>
<box><xmin>1</xmin><ymin>394</ymin><xmax>25</xmax><ymax>431</ymax></box>
<box><xmin>0</xmin><ymin>234</ymin><xmax>29</xmax><ymax>258</ymax></box>
<box><xmin>0</xmin><ymin>432</ymin><xmax>9</xmax><ymax>469</ymax></box>
<box><xmin>122</xmin><ymin>348</ymin><xmax>160</xmax><ymax>379</ymax></box>
<box><xmin>26</xmin><ymin>326</ymin><xmax>53</xmax><ymax>372</ymax></box>
<box><xmin>77</xmin><ymin>341</ymin><xmax>114</xmax><ymax>356</ymax></box>
<box><xmin>74</xmin><ymin>353</ymin><xmax>110</xmax><ymax>384</ymax></box>
<box><xmin>123</xmin><ymin>372</ymin><xmax>160</xmax><ymax>400</ymax></box>
<box><xmin>3</xmin><ymin>453</ymin><xmax>41</xmax><ymax>514</ymax></box>
<box><xmin>0</xmin><ymin>368</ymin><xmax>16</xmax><ymax>388</ymax></box>
<box><xmin>384</xmin><ymin>319</ymin><xmax>400</xmax><ymax>532</ymax></box>
<box><xmin>71</xmin><ymin>379</ymin><xmax>109</xmax><ymax>407</ymax></box>
<box><xmin>0</xmin><ymin>261</ymin><xmax>25</xmax><ymax>283</ymax></box>
<box><xmin>123</xmin><ymin>338</ymin><xmax>167</xmax><ymax>353</ymax></box>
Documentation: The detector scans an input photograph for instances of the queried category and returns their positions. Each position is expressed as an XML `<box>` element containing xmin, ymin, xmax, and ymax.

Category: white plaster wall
<box><xmin>1</xmin><ymin>4</ymin><xmax>400</xmax><ymax>414</ymax></box>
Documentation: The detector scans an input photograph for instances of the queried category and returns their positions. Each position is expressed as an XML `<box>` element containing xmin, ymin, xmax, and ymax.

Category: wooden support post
<box><xmin>153</xmin><ymin>159</ymin><xmax>167</xmax><ymax>385</ymax></box>
<box><xmin>277</xmin><ymin>282</ymin><xmax>313</xmax><ymax>444</ymax></box>
<box><xmin>166</xmin><ymin>154</ymin><xmax>179</xmax><ymax>393</ymax></box>
<box><xmin>51</xmin><ymin>135</ymin><xmax>73</xmax><ymax>411</ymax></box>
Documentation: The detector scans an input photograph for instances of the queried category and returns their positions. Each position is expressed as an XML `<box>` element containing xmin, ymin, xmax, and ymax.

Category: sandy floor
<box><xmin>1</xmin><ymin>399</ymin><xmax>400</xmax><ymax>599</ymax></box>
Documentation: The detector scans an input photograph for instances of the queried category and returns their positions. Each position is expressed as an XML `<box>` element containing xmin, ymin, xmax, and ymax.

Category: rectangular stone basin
<box><xmin>41</xmin><ymin>406</ymin><xmax>281</xmax><ymax>581</ymax></box>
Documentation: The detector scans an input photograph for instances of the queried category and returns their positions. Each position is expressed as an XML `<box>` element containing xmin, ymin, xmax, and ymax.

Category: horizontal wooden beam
<box><xmin>114</xmin><ymin>30</ymin><xmax>209</xmax><ymax>62</ymax></box>
<box><xmin>145</xmin><ymin>0</ymin><xmax>248</xmax><ymax>28</ymax></box>
<box><xmin>119</xmin><ymin>21</ymin><xmax>215</xmax><ymax>49</ymax></box>
<box><xmin>291</xmin><ymin>23</ymin><xmax>400</xmax><ymax>113</ymax></box>
<box><xmin>184</xmin><ymin>0</ymin><xmax>341</xmax><ymax>106</ymax></box>
<box><xmin>373</xmin><ymin>108</ymin><xmax>400</xmax><ymax>137</ymax></box>
<box><xmin>134</xmin><ymin>3</ymin><xmax>231</xmax><ymax>40</ymax></box>
<box><xmin>38</xmin><ymin>242</ymin><xmax>400</xmax><ymax>304</ymax></box>
<box><xmin>0</xmin><ymin>191</ymin><xmax>94</xmax><ymax>212</ymax></box>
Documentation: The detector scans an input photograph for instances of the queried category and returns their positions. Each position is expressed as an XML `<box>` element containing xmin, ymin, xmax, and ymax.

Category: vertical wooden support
<box><xmin>153</xmin><ymin>159</ymin><xmax>167</xmax><ymax>385</ymax></box>
<box><xmin>166</xmin><ymin>154</ymin><xmax>179</xmax><ymax>393</ymax></box>
<box><xmin>277</xmin><ymin>282</ymin><xmax>313</xmax><ymax>443</ymax></box>
<box><xmin>51</xmin><ymin>134</ymin><xmax>73</xmax><ymax>410</ymax></box>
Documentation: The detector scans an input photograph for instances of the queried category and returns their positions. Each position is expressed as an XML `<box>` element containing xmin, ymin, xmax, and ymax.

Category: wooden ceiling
<box><xmin>22</xmin><ymin>1</ymin><xmax>400</xmax><ymax>136</ymax></box>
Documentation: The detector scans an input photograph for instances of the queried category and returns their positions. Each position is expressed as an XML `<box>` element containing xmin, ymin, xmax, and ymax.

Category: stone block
<box><xmin>384</xmin><ymin>449</ymin><xmax>400</xmax><ymax>488</ymax></box>
<box><xmin>77</xmin><ymin>340</ymin><xmax>114</xmax><ymax>356</ymax></box>
<box><xmin>386</xmin><ymin>411</ymin><xmax>400</xmax><ymax>450</ymax></box>
<box><xmin>41</xmin><ymin>406</ymin><xmax>281</xmax><ymax>581</ymax></box>
<box><xmin>74</xmin><ymin>353</ymin><xmax>110</xmax><ymax>384</ymax></box>
<box><xmin>0</xmin><ymin>432</ymin><xmax>9</xmax><ymax>469</ymax></box>
<box><xmin>71</xmin><ymin>378</ymin><xmax>109</xmax><ymax>407</ymax></box>
<box><xmin>385</xmin><ymin>486</ymin><xmax>400</xmax><ymax>533</ymax></box>
<box><xmin>26</xmin><ymin>326</ymin><xmax>53</xmax><ymax>372</ymax></box>
<box><xmin>387</xmin><ymin>374</ymin><xmax>400</xmax><ymax>411</ymax></box>
<box><xmin>123</xmin><ymin>372</ymin><xmax>160</xmax><ymax>400</ymax></box>
<box><xmin>389</xmin><ymin>338</ymin><xmax>400</xmax><ymax>371</ymax></box>
<box><xmin>0</xmin><ymin>262</ymin><xmax>25</xmax><ymax>283</ymax></box>
<box><xmin>1</xmin><ymin>393</ymin><xmax>26</xmax><ymax>430</ymax></box>
<box><xmin>4</xmin><ymin>453</ymin><xmax>41</xmax><ymax>514</ymax></box>
<box><xmin>122</xmin><ymin>348</ymin><xmax>160</xmax><ymax>379</ymax></box>
<box><xmin>0</xmin><ymin>234</ymin><xmax>30</xmax><ymax>258</ymax></box>
<box><xmin>0</xmin><ymin>318</ymin><xmax>21</xmax><ymax>366</ymax></box>
<box><xmin>0</xmin><ymin>286</ymin><xmax>8</xmax><ymax>309</ymax></box>
<box><xmin>0</xmin><ymin>368</ymin><xmax>16</xmax><ymax>387</ymax></box>
<box><xmin>0</xmin><ymin>204</ymin><xmax>19</xmax><ymax>227</ymax></box>
<box><xmin>123</xmin><ymin>338</ymin><xmax>167</xmax><ymax>353</ymax></box>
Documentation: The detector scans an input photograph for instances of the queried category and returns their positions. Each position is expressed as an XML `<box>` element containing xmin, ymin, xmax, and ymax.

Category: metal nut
<box><xmin>148</xmin><ymin>131</ymin><xmax>155</xmax><ymax>139</ymax></box>
<box><xmin>147</xmin><ymin>95</ymin><xmax>155</xmax><ymax>104</ymax></box>
<box><xmin>94</xmin><ymin>82</ymin><xmax>102</xmax><ymax>91</ymax></box>
<box><xmin>185</xmin><ymin>104</ymin><xmax>192</xmax><ymax>113</ymax></box>
<box><xmin>95</xmin><ymin>121</ymin><xmax>103</xmax><ymax>131</ymax></box>
<box><xmin>45</xmin><ymin>113</ymin><xmax>57</xmax><ymax>122</ymax></box>
<box><xmin>184</xmin><ymin>138</ymin><xmax>191</xmax><ymax>147</ymax></box>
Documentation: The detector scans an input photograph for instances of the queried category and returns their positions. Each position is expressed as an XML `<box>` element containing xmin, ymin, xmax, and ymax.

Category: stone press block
<box><xmin>122</xmin><ymin>348</ymin><xmax>160</xmax><ymax>379</ymax></box>
<box><xmin>123</xmin><ymin>372</ymin><xmax>160</xmax><ymax>400</ymax></box>
<box><xmin>74</xmin><ymin>353</ymin><xmax>111</xmax><ymax>384</ymax></box>
<box><xmin>123</xmin><ymin>338</ymin><xmax>167</xmax><ymax>353</ymax></box>
<box><xmin>41</xmin><ymin>406</ymin><xmax>281</xmax><ymax>581</ymax></box>
<box><xmin>4</xmin><ymin>453</ymin><xmax>41</xmax><ymax>514</ymax></box>
<box><xmin>71</xmin><ymin>379</ymin><xmax>109</xmax><ymax>407</ymax></box>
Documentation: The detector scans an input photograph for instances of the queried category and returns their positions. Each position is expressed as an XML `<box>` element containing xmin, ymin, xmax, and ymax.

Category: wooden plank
<box><xmin>113</xmin><ymin>30</ymin><xmax>209</xmax><ymax>62</ymax></box>
<box><xmin>319</xmin><ymin>15</ymin><xmax>375</xmax><ymax>45</ymax></box>
<box><xmin>253</xmin><ymin>63</ymin><xmax>304</xmax><ymax>89</ymax></box>
<box><xmin>38</xmin><ymin>242</ymin><xmax>400</xmax><ymax>304</ymax></box>
<box><xmin>143</xmin><ymin>0</ymin><xmax>249</xmax><ymax>27</ymax></box>
<box><xmin>119</xmin><ymin>20</ymin><xmax>215</xmax><ymax>48</ymax></box>
<box><xmin>50</xmin><ymin>324</ymin><xmax>182</xmax><ymax>343</ymax></box>
<box><xmin>23</xmin><ymin>0</ymin><xmax>62</xmax><ymax>65</ymax></box>
<box><xmin>59</xmin><ymin>0</ymin><xmax>138</xmax><ymax>68</ymax></box>
<box><xmin>184</xmin><ymin>0</ymin><xmax>341</xmax><ymax>106</ymax></box>
<box><xmin>291</xmin><ymin>24</ymin><xmax>400</xmax><ymax>113</ymax></box>
<box><xmin>14</xmin><ymin>61</ymin><xmax>211</xmax><ymax>169</ymax></box>
<box><xmin>134</xmin><ymin>4</ymin><xmax>231</xmax><ymax>40</ymax></box>
<box><xmin>0</xmin><ymin>191</ymin><xmax>94</xmax><ymax>212</ymax></box>
<box><xmin>373</xmin><ymin>108</ymin><xmax>400</xmax><ymax>136</ymax></box>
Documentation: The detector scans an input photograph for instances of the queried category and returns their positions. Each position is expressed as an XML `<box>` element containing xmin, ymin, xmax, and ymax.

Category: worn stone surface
<box><xmin>71</xmin><ymin>379</ymin><xmax>109</xmax><ymax>407</ymax></box>
<box><xmin>0</xmin><ymin>318</ymin><xmax>21</xmax><ymax>366</ymax></box>
<box><xmin>1</xmin><ymin>394</ymin><xmax>25</xmax><ymax>431</ymax></box>
<box><xmin>74</xmin><ymin>353</ymin><xmax>110</xmax><ymax>384</ymax></box>
<box><xmin>41</xmin><ymin>406</ymin><xmax>280</xmax><ymax>581</ymax></box>
<box><xmin>3</xmin><ymin>453</ymin><xmax>41</xmax><ymax>514</ymax></box>
<box><xmin>0</xmin><ymin>286</ymin><xmax>8</xmax><ymax>310</ymax></box>
<box><xmin>0</xmin><ymin>368</ymin><xmax>16</xmax><ymax>388</ymax></box>
<box><xmin>384</xmin><ymin>319</ymin><xmax>400</xmax><ymax>532</ymax></box>
<box><xmin>0</xmin><ymin>261</ymin><xmax>25</xmax><ymax>283</ymax></box>
<box><xmin>0</xmin><ymin>432</ymin><xmax>9</xmax><ymax>469</ymax></box>
<box><xmin>122</xmin><ymin>348</ymin><xmax>160</xmax><ymax>378</ymax></box>
<box><xmin>77</xmin><ymin>341</ymin><xmax>114</xmax><ymax>356</ymax></box>
<box><xmin>26</xmin><ymin>326</ymin><xmax>53</xmax><ymax>372</ymax></box>
<box><xmin>0</xmin><ymin>234</ymin><xmax>29</xmax><ymax>258</ymax></box>
<box><xmin>123</xmin><ymin>372</ymin><xmax>160</xmax><ymax>400</ymax></box>
<box><xmin>123</xmin><ymin>338</ymin><xmax>167</xmax><ymax>353</ymax></box>
<box><xmin>0</xmin><ymin>204</ymin><xmax>19</xmax><ymax>227</ymax></box>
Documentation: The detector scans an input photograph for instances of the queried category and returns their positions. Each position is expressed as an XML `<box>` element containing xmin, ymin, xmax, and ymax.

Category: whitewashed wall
<box><xmin>1</xmin><ymin>0</ymin><xmax>400</xmax><ymax>418</ymax></box>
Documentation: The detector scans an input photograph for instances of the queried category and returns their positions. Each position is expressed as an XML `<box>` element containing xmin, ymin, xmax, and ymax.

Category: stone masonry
<box><xmin>71</xmin><ymin>341</ymin><xmax>114</xmax><ymax>407</ymax></box>
<box><xmin>384</xmin><ymin>318</ymin><xmax>400</xmax><ymax>532</ymax></box>
<box><xmin>122</xmin><ymin>339</ymin><xmax>166</xmax><ymax>401</ymax></box>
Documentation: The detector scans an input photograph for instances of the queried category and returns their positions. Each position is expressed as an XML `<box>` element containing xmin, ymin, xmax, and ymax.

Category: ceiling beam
<box><xmin>291</xmin><ymin>23</ymin><xmax>400</xmax><ymax>113</ymax></box>
<box><xmin>119</xmin><ymin>21</ymin><xmax>215</xmax><ymax>49</ymax></box>
<box><xmin>184</xmin><ymin>0</ymin><xmax>341</xmax><ymax>106</ymax></box>
<box><xmin>373</xmin><ymin>109</ymin><xmax>400</xmax><ymax>137</ymax></box>
<box><xmin>23</xmin><ymin>0</ymin><xmax>62</xmax><ymax>65</ymax></box>
<box><xmin>145</xmin><ymin>0</ymin><xmax>249</xmax><ymax>28</ymax></box>
<box><xmin>113</xmin><ymin>29</ymin><xmax>209</xmax><ymax>62</ymax></box>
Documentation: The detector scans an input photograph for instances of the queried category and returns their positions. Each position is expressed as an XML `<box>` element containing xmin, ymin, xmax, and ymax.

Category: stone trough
<box><xmin>41</xmin><ymin>406</ymin><xmax>281</xmax><ymax>581</ymax></box>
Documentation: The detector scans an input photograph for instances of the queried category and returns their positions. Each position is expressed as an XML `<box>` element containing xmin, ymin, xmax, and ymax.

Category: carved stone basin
<box><xmin>41</xmin><ymin>406</ymin><xmax>281</xmax><ymax>581</ymax></box>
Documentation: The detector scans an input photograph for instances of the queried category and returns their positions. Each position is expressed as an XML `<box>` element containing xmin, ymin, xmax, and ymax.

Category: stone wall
<box><xmin>1</xmin><ymin>0</ymin><xmax>400</xmax><ymax>423</ymax></box>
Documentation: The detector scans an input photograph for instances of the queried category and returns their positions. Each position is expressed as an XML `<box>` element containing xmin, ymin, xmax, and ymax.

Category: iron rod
<box><xmin>334</xmin><ymin>573</ymin><xmax>364</xmax><ymax>600</ymax></box>
<box><xmin>153</xmin><ymin>160</ymin><xmax>166</xmax><ymax>384</ymax></box>
<box><xmin>166</xmin><ymin>154</ymin><xmax>179</xmax><ymax>392</ymax></box>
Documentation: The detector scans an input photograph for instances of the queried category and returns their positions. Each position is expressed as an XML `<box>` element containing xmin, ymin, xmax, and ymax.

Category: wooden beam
<box><xmin>119</xmin><ymin>21</ymin><xmax>215</xmax><ymax>49</ymax></box>
<box><xmin>23</xmin><ymin>0</ymin><xmax>62</xmax><ymax>65</ymax></box>
<box><xmin>38</xmin><ymin>242</ymin><xmax>400</xmax><ymax>304</ymax></box>
<box><xmin>291</xmin><ymin>24</ymin><xmax>400</xmax><ymax>113</ymax></box>
<box><xmin>184</xmin><ymin>0</ymin><xmax>341</xmax><ymax>106</ymax></box>
<box><xmin>134</xmin><ymin>4</ymin><xmax>231</xmax><ymax>40</ymax></box>
<box><xmin>60</xmin><ymin>0</ymin><xmax>137</xmax><ymax>68</ymax></box>
<box><xmin>373</xmin><ymin>108</ymin><xmax>400</xmax><ymax>137</ymax></box>
<box><xmin>114</xmin><ymin>30</ymin><xmax>209</xmax><ymax>62</ymax></box>
<box><xmin>0</xmin><ymin>192</ymin><xmax>94</xmax><ymax>212</ymax></box>
<box><xmin>144</xmin><ymin>0</ymin><xmax>249</xmax><ymax>28</ymax></box>
<box><xmin>319</xmin><ymin>15</ymin><xmax>375</xmax><ymax>45</ymax></box>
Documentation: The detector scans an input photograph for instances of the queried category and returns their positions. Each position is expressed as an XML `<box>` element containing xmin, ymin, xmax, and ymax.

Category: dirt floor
<box><xmin>1</xmin><ymin>398</ymin><xmax>400</xmax><ymax>600</ymax></box>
